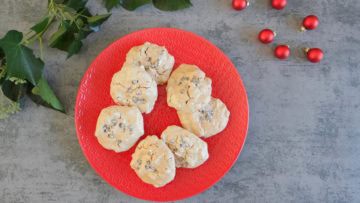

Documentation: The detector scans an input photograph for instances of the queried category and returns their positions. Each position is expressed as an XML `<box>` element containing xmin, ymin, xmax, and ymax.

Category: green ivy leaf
<box><xmin>64</xmin><ymin>0</ymin><xmax>87</xmax><ymax>11</ymax></box>
<box><xmin>29</xmin><ymin>76</ymin><xmax>65</xmax><ymax>112</ymax></box>
<box><xmin>121</xmin><ymin>0</ymin><xmax>151</xmax><ymax>11</ymax></box>
<box><xmin>104</xmin><ymin>0</ymin><xmax>191</xmax><ymax>11</ymax></box>
<box><xmin>104</xmin><ymin>0</ymin><xmax>151</xmax><ymax>11</ymax></box>
<box><xmin>0</xmin><ymin>48</ymin><xmax>5</xmax><ymax>83</ymax></box>
<box><xmin>152</xmin><ymin>0</ymin><xmax>192</xmax><ymax>11</ymax></box>
<box><xmin>0</xmin><ymin>30</ymin><xmax>44</xmax><ymax>85</ymax></box>
<box><xmin>49</xmin><ymin>7</ymin><xmax>110</xmax><ymax>58</ymax></box>
<box><xmin>30</xmin><ymin>17</ymin><xmax>52</xmax><ymax>34</ymax></box>
<box><xmin>87</xmin><ymin>13</ymin><xmax>112</xmax><ymax>28</ymax></box>
<box><xmin>104</xmin><ymin>0</ymin><xmax>121</xmax><ymax>11</ymax></box>
<box><xmin>76</xmin><ymin>27</ymin><xmax>93</xmax><ymax>40</ymax></box>
<box><xmin>49</xmin><ymin>21</ymin><xmax>83</xmax><ymax>58</ymax></box>
<box><xmin>1</xmin><ymin>79</ymin><xmax>27</xmax><ymax>102</ymax></box>
<box><xmin>51</xmin><ymin>0</ymin><xmax>65</xmax><ymax>4</ymax></box>
<box><xmin>49</xmin><ymin>22</ymin><xmax>69</xmax><ymax>47</ymax></box>
<box><xmin>67</xmin><ymin>40</ymin><xmax>83</xmax><ymax>58</ymax></box>
<box><xmin>0</xmin><ymin>48</ymin><xmax>4</xmax><ymax>60</ymax></box>
<box><xmin>0</xmin><ymin>52</ymin><xmax>6</xmax><ymax>85</ymax></box>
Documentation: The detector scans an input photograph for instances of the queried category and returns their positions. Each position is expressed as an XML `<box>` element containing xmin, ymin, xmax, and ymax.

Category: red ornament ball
<box><xmin>271</xmin><ymin>0</ymin><xmax>287</xmax><ymax>10</ymax></box>
<box><xmin>258</xmin><ymin>29</ymin><xmax>276</xmax><ymax>44</ymax></box>
<box><xmin>232</xmin><ymin>0</ymin><xmax>249</xmax><ymax>11</ymax></box>
<box><xmin>302</xmin><ymin>15</ymin><xmax>319</xmax><ymax>31</ymax></box>
<box><xmin>274</xmin><ymin>45</ymin><xmax>290</xmax><ymax>60</ymax></box>
<box><xmin>306</xmin><ymin>48</ymin><xmax>323</xmax><ymax>63</ymax></box>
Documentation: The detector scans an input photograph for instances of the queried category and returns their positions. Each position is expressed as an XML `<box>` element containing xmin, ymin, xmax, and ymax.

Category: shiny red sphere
<box><xmin>271</xmin><ymin>0</ymin><xmax>287</xmax><ymax>10</ymax></box>
<box><xmin>232</xmin><ymin>0</ymin><xmax>248</xmax><ymax>11</ymax></box>
<box><xmin>274</xmin><ymin>45</ymin><xmax>290</xmax><ymax>60</ymax></box>
<box><xmin>258</xmin><ymin>29</ymin><xmax>276</xmax><ymax>44</ymax></box>
<box><xmin>302</xmin><ymin>15</ymin><xmax>319</xmax><ymax>30</ymax></box>
<box><xmin>306</xmin><ymin>48</ymin><xmax>323</xmax><ymax>63</ymax></box>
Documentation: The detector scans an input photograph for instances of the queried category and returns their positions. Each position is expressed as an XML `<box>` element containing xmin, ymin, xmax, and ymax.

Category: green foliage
<box><xmin>0</xmin><ymin>31</ymin><xmax>44</xmax><ymax>85</ymax></box>
<box><xmin>63</xmin><ymin>0</ymin><xmax>88</xmax><ymax>11</ymax></box>
<box><xmin>0</xmin><ymin>30</ymin><xmax>64</xmax><ymax>111</ymax></box>
<box><xmin>88</xmin><ymin>13</ymin><xmax>112</xmax><ymax>27</ymax></box>
<box><xmin>104</xmin><ymin>0</ymin><xmax>121</xmax><ymax>11</ymax></box>
<box><xmin>103</xmin><ymin>0</ymin><xmax>192</xmax><ymax>11</ymax></box>
<box><xmin>0</xmin><ymin>49</ymin><xmax>6</xmax><ymax>85</ymax></box>
<box><xmin>49</xmin><ymin>20</ymin><xmax>84</xmax><ymax>58</ymax></box>
<box><xmin>30</xmin><ymin>17</ymin><xmax>53</xmax><ymax>34</ymax></box>
<box><xmin>121</xmin><ymin>0</ymin><xmax>151</xmax><ymax>11</ymax></box>
<box><xmin>1</xmin><ymin>79</ymin><xmax>27</xmax><ymax>102</ymax></box>
<box><xmin>29</xmin><ymin>77</ymin><xmax>65</xmax><ymax>112</ymax></box>
<box><xmin>0</xmin><ymin>0</ymin><xmax>110</xmax><ymax>117</ymax></box>
<box><xmin>46</xmin><ymin>1</ymin><xmax>111</xmax><ymax>57</ymax></box>
<box><xmin>152</xmin><ymin>0</ymin><xmax>192</xmax><ymax>11</ymax></box>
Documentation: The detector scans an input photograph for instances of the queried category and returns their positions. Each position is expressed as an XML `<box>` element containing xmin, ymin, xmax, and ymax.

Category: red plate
<box><xmin>75</xmin><ymin>28</ymin><xmax>249</xmax><ymax>201</ymax></box>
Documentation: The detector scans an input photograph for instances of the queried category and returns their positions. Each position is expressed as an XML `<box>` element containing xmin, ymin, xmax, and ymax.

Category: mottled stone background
<box><xmin>1</xmin><ymin>0</ymin><xmax>360</xmax><ymax>202</ymax></box>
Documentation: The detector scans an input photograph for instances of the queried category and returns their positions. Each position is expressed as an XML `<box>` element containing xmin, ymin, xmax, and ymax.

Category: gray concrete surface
<box><xmin>1</xmin><ymin>0</ymin><xmax>360</xmax><ymax>202</ymax></box>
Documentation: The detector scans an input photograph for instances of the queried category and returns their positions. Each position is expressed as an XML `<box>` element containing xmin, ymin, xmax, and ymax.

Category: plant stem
<box><xmin>24</xmin><ymin>15</ymin><xmax>55</xmax><ymax>45</ymax></box>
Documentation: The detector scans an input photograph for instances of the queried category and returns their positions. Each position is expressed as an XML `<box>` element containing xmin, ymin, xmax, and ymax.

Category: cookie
<box><xmin>161</xmin><ymin>125</ymin><xmax>209</xmax><ymax>168</ymax></box>
<box><xmin>110</xmin><ymin>66</ymin><xmax>158</xmax><ymax>114</ymax></box>
<box><xmin>177</xmin><ymin>98</ymin><xmax>230</xmax><ymax>138</ymax></box>
<box><xmin>130</xmin><ymin>136</ymin><xmax>176</xmax><ymax>188</ymax></box>
<box><xmin>95</xmin><ymin>106</ymin><xmax>144</xmax><ymax>152</ymax></box>
<box><xmin>166</xmin><ymin>64</ymin><xmax>212</xmax><ymax>111</ymax></box>
<box><xmin>125</xmin><ymin>42</ymin><xmax>175</xmax><ymax>84</ymax></box>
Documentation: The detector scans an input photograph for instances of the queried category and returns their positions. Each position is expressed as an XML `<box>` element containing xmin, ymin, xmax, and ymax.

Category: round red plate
<box><xmin>75</xmin><ymin>28</ymin><xmax>249</xmax><ymax>201</ymax></box>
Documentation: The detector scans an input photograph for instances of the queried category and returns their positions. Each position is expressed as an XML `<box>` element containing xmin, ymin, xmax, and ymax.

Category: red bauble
<box><xmin>274</xmin><ymin>45</ymin><xmax>290</xmax><ymax>59</ymax></box>
<box><xmin>271</xmin><ymin>0</ymin><xmax>287</xmax><ymax>10</ymax></box>
<box><xmin>258</xmin><ymin>29</ymin><xmax>276</xmax><ymax>44</ymax></box>
<box><xmin>306</xmin><ymin>48</ymin><xmax>323</xmax><ymax>63</ymax></box>
<box><xmin>232</xmin><ymin>0</ymin><xmax>249</xmax><ymax>11</ymax></box>
<box><xmin>302</xmin><ymin>15</ymin><xmax>319</xmax><ymax>31</ymax></box>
